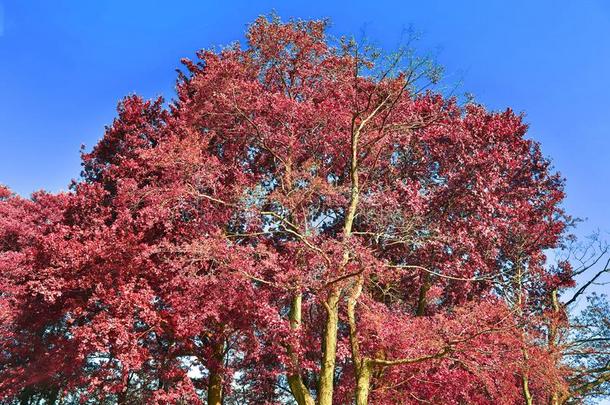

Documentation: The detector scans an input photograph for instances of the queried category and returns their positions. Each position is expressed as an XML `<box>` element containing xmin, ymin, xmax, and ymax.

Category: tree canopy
<box><xmin>0</xmin><ymin>16</ymin><xmax>605</xmax><ymax>405</ymax></box>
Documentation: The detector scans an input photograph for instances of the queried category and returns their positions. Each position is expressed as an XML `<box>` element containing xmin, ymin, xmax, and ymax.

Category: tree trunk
<box><xmin>208</xmin><ymin>341</ymin><xmax>224</xmax><ymax>405</ymax></box>
<box><xmin>521</xmin><ymin>346</ymin><xmax>533</xmax><ymax>405</ymax></box>
<box><xmin>347</xmin><ymin>275</ymin><xmax>369</xmax><ymax>405</ymax></box>
<box><xmin>548</xmin><ymin>289</ymin><xmax>561</xmax><ymax>405</ymax></box>
<box><xmin>287</xmin><ymin>293</ymin><xmax>315</xmax><ymax>405</ymax></box>
<box><xmin>318</xmin><ymin>115</ymin><xmax>361</xmax><ymax>405</ymax></box>
<box><xmin>208</xmin><ymin>370</ymin><xmax>223</xmax><ymax>405</ymax></box>
<box><xmin>515</xmin><ymin>262</ymin><xmax>533</xmax><ymax>405</ymax></box>
<box><xmin>522</xmin><ymin>373</ymin><xmax>533</xmax><ymax>405</ymax></box>
<box><xmin>318</xmin><ymin>289</ymin><xmax>340</xmax><ymax>405</ymax></box>
<box><xmin>355</xmin><ymin>361</ymin><xmax>372</xmax><ymax>405</ymax></box>
<box><xmin>416</xmin><ymin>272</ymin><xmax>431</xmax><ymax>316</ymax></box>
<box><xmin>288</xmin><ymin>376</ymin><xmax>315</xmax><ymax>405</ymax></box>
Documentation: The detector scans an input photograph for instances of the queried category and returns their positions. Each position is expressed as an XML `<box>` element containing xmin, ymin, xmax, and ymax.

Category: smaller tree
<box><xmin>569</xmin><ymin>293</ymin><xmax>610</xmax><ymax>401</ymax></box>
<box><xmin>549</xmin><ymin>235</ymin><xmax>610</xmax><ymax>404</ymax></box>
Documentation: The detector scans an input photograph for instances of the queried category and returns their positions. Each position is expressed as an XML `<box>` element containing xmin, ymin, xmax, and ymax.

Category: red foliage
<box><xmin>0</xmin><ymin>17</ymin><xmax>571</xmax><ymax>404</ymax></box>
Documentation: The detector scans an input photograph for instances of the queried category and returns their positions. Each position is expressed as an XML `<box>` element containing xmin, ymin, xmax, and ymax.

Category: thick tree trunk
<box><xmin>288</xmin><ymin>376</ymin><xmax>315</xmax><ymax>405</ymax></box>
<box><xmin>318</xmin><ymin>289</ymin><xmax>340</xmax><ymax>405</ymax></box>
<box><xmin>207</xmin><ymin>341</ymin><xmax>224</xmax><ymax>405</ymax></box>
<box><xmin>355</xmin><ymin>361</ymin><xmax>372</xmax><ymax>405</ymax></box>
<box><xmin>208</xmin><ymin>370</ymin><xmax>223</xmax><ymax>405</ymax></box>
<box><xmin>287</xmin><ymin>293</ymin><xmax>315</xmax><ymax>405</ymax></box>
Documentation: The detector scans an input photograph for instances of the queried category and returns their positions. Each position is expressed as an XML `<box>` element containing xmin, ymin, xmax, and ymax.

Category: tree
<box><xmin>567</xmin><ymin>292</ymin><xmax>610</xmax><ymax>402</ymax></box>
<box><xmin>1</xmin><ymin>16</ymin><xmax>573</xmax><ymax>404</ymax></box>
<box><xmin>539</xmin><ymin>236</ymin><xmax>610</xmax><ymax>404</ymax></box>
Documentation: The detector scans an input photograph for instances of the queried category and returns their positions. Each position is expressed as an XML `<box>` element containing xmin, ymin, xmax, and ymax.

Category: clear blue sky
<box><xmin>1</xmin><ymin>0</ymin><xmax>609</xmax><ymax>238</ymax></box>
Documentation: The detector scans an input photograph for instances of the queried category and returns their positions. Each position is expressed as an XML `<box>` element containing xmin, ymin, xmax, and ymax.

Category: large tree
<box><xmin>0</xmin><ymin>16</ymin><xmax>577</xmax><ymax>404</ymax></box>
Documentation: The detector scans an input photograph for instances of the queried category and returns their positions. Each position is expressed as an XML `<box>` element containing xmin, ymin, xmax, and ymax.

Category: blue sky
<box><xmin>1</xmin><ymin>0</ymin><xmax>609</xmax><ymax>238</ymax></box>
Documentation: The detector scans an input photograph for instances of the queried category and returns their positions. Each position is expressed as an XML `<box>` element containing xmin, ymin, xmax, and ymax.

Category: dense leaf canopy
<box><xmin>0</xmin><ymin>16</ymin><xmax>587</xmax><ymax>405</ymax></box>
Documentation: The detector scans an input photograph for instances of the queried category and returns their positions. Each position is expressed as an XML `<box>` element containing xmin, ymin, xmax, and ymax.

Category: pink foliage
<box><xmin>0</xmin><ymin>16</ymin><xmax>571</xmax><ymax>404</ymax></box>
